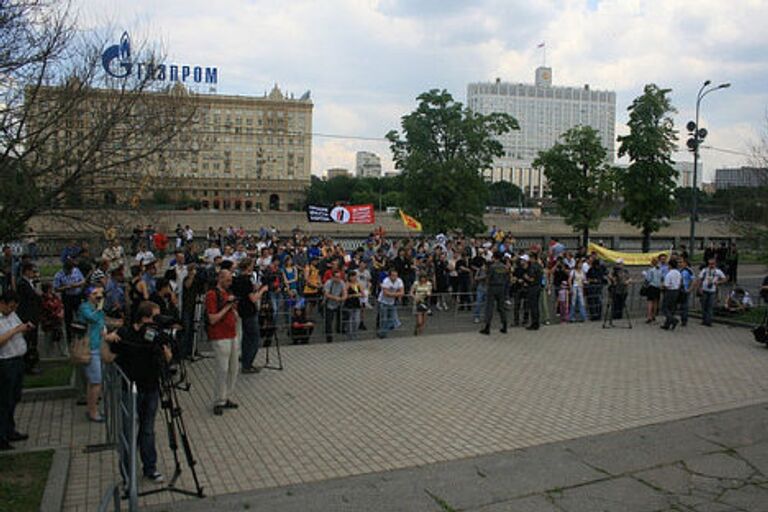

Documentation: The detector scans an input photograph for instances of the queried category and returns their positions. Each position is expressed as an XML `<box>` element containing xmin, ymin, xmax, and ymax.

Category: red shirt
<box><xmin>153</xmin><ymin>232</ymin><xmax>169</xmax><ymax>251</ymax></box>
<box><xmin>206</xmin><ymin>288</ymin><xmax>237</xmax><ymax>340</ymax></box>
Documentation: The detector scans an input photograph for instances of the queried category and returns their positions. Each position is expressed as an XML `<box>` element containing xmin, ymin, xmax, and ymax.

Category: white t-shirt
<box><xmin>663</xmin><ymin>269</ymin><xmax>682</xmax><ymax>290</ymax></box>
<box><xmin>0</xmin><ymin>312</ymin><xmax>27</xmax><ymax>359</ymax></box>
<box><xmin>134</xmin><ymin>250</ymin><xmax>155</xmax><ymax>265</ymax></box>
<box><xmin>699</xmin><ymin>267</ymin><xmax>726</xmax><ymax>293</ymax></box>
<box><xmin>378</xmin><ymin>277</ymin><xmax>404</xmax><ymax>306</ymax></box>
<box><xmin>570</xmin><ymin>269</ymin><xmax>585</xmax><ymax>289</ymax></box>
<box><xmin>204</xmin><ymin>247</ymin><xmax>222</xmax><ymax>263</ymax></box>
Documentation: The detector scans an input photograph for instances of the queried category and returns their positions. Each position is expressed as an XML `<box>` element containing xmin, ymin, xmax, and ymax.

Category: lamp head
<box><xmin>718</xmin><ymin>82</ymin><xmax>731</xmax><ymax>89</ymax></box>
<box><xmin>703</xmin><ymin>79</ymin><xmax>712</xmax><ymax>86</ymax></box>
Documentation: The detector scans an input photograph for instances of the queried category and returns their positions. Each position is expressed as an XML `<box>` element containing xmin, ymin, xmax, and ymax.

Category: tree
<box><xmin>486</xmin><ymin>181</ymin><xmax>525</xmax><ymax>208</ymax></box>
<box><xmin>616</xmin><ymin>84</ymin><xmax>678</xmax><ymax>252</ymax></box>
<box><xmin>386</xmin><ymin>89</ymin><xmax>518</xmax><ymax>234</ymax></box>
<box><xmin>533</xmin><ymin>126</ymin><xmax>615</xmax><ymax>245</ymax></box>
<box><xmin>0</xmin><ymin>1</ymin><xmax>198</xmax><ymax>241</ymax></box>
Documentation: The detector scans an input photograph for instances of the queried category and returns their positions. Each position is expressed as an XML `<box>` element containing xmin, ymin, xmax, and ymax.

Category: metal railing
<box><xmin>253</xmin><ymin>281</ymin><xmax>766</xmax><ymax>344</ymax></box>
<box><xmin>98</xmin><ymin>362</ymin><xmax>139</xmax><ymax>512</ymax></box>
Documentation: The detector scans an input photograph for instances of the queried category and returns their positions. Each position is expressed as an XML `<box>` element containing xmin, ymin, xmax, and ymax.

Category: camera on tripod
<box><xmin>142</xmin><ymin>314</ymin><xmax>186</xmax><ymax>385</ymax></box>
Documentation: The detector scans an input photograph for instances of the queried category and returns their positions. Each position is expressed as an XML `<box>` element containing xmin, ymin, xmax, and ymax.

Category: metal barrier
<box><xmin>97</xmin><ymin>362</ymin><xmax>139</xmax><ymax>512</ymax></box>
<box><xmin>258</xmin><ymin>280</ymin><xmax>766</xmax><ymax>344</ymax></box>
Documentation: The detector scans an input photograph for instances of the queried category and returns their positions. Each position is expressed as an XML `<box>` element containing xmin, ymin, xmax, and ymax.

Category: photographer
<box><xmin>207</xmin><ymin>269</ymin><xmax>239</xmax><ymax>416</ymax></box>
<box><xmin>232</xmin><ymin>258</ymin><xmax>267</xmax><ymax>373</ymax></box>
<box><xmin>107</xmin><ymin>300</ymin><xmax>171</xmax><ymax>483</ymax></box>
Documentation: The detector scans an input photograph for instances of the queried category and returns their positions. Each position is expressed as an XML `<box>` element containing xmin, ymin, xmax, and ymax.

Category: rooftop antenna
<box><xmin>538</xmin><ymin>41</ymin><xmax>546</xmax><ymax>67</ymax></box>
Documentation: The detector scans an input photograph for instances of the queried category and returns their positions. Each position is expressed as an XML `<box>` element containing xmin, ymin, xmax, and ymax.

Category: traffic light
<box><xmin>686</xmin><ymin>121</ymin><xmax>708</xmax><ymax>153</ymax></box>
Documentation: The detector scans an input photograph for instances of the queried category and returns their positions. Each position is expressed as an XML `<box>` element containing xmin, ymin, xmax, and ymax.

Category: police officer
<box><xmin>480</xmin><ymin>252</ymin><xmax>510</xmax><ymax>335</ymax></box>
<box><xmin>524</xmin><ymin>254</ymin><xmax>544</xmax><ymax>330</ymax></box>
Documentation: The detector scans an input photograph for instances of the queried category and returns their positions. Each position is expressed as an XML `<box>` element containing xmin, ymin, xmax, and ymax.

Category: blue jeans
<box><xmin>701</xmin><ymin>291</ymin><xmax>716</xmax><ymax>325</ymax></box>
<box><xmin>473</xmin><ymin>285</ymin><xmax>487</xmax><ymax>320</ymax></box>
<box><xmin>0</xmin><ymin>356</ymin><xmax>24</xmax><ymax>442</ymax></box>
<box><xmin>378</xmin><ymin>303</ymin><xmax>396</xmax><ymax>337</ymax></box>
<box><xmin>137</xmin><ymin>389</ymin><xmax>160</xmax><ymax>477</ymax></box>
<box><xmin>269</xmin><ymin>291</ymin><xmax>281</xmax><ymax>324</ymax></box>
<box><xmin>570</xmin><ymin>288</ymin><xmax>587</xmax><ymax>321</ymax></box>
<box><xmin>240</xmin><ymin>316</ymin><xmax>261</xmax><ymax>370</ymax></box>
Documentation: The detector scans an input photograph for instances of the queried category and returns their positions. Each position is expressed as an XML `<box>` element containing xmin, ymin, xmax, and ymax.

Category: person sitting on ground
<box><xmin>725</xmin><ymin>287</ymin><xmax>753</xmax><ymax>313</ymax></box>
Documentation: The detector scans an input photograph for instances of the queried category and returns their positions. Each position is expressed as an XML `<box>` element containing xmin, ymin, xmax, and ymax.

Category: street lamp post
<box><xmin>687</xmin><ymin>80</ymin><xmax>730</xmax><ymax>260</ymax></box>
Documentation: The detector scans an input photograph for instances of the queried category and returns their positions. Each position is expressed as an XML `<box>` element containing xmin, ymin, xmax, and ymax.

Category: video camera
<box><xmin>142</xmin><ymin>314</ymin><xmax>187</xmax><ymax>385</ymax></box>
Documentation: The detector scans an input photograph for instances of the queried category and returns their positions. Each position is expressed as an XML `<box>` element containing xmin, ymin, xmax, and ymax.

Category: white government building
<box><xmin>355</xmin><ymin>151</ymin><xmax>382</xmax><ymax>178</ymax></box>
<box><xmin>467</xmin><ymin>67</ymin><xmax>616</xmax><ymax>198</ymax></box>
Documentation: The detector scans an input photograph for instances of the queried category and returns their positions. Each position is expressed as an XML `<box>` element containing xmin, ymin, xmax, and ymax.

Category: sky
<box><xmin>74</xmin><ymin>0</ymin><xmax>768</xmax><ymax>182</ymax></box>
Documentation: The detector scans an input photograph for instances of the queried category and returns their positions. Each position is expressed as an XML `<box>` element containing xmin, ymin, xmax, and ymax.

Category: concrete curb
<box><xmin>40</xmin><ymin>447</ymin><xmax>71</xmax><ymax>512</ymax></box>
<box><xmin>22</xmin><ymin>364</ymin><xmax>77</xmax><ymax>401</ymax></box>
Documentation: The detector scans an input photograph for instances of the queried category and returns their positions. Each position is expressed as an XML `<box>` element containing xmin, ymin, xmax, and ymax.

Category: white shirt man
<box><xmin>378</xmin><ymin>274</ymin><xmax>404</xmax><ymax>306</ymax></box>
<box><xmin>203</xmin><ymin>245</ymin><xmax>222</xmax><ymax>264</ymax></box>
<box><xmin>663</xmin><ymin>267</ymin><xmax>682</xmax><ymax>290</ymax></box>
<box><xmin>698</xmin><ymin>264</ymin><xmax>726</xmax><ymax>293</ymax></box>
<box><xmin>134</xmin><ymin>249</ymin><xmax>155</xmax><ymax>266</ymax></box>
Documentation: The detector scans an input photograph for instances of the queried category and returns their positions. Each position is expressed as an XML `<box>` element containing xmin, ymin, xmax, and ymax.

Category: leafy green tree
<box><xmin>486</xmin><ymin>181</ymin><xmax>525</xmax><ymax>208</ymax></box>
<box><xmin>617</xmin><ymin>84</ymin><xmax>678</xmax><ymax>252</ymax></box>
<box><xmin>386</xmin><ymin>89</ymin><xmax>518</xmax><ymax>234</ymax></box>
<box><xmin>533</xmin><ymin>126</ymin><xmax>615</xmax><ymax>246</ymax></box>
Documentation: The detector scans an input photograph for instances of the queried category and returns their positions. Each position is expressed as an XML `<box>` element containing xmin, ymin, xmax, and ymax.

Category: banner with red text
<box><xmin>306</xmin><ymin>204</ymin><xmax>375</xmax><ymax>224</ymax></box>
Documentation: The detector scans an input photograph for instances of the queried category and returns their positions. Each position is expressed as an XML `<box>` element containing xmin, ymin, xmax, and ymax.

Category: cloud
<box><xmin>72</xmin><ymin>0</ymin><xmax>768</xmax><ymax>179</ymax></box>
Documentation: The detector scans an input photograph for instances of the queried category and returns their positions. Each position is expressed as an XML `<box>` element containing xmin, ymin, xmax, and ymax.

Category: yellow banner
<box><xmin>587</xmin><ymin>243</ymin><xmax>671</xmax><ymax>266</ymax></box>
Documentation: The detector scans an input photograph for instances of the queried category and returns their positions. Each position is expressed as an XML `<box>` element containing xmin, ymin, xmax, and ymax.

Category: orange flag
<box><xmin>399</xmin><ymin>210</ymin><xmax>422</xmax><ymax>232</ymax></box>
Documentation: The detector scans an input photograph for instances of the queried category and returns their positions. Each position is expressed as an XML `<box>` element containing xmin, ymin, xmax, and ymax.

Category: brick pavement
<box><xmin>13</xmin><ymin>321</ymin><xmax>768</xmax><ymax>511</ymax></box>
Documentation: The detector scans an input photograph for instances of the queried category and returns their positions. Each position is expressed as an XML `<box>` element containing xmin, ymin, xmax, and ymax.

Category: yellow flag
<box><xmin>399</xmin><ymin>210</ymin><xmax>422</xmax><ymax>231</ymax></box>
<box><xmin>588</xmin><ymin>243</ymin><xmax>671</xmax><ymax>266</ymax></box>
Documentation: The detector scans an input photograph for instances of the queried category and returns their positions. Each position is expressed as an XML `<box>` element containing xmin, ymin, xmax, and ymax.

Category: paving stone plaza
<box><xmin>16</xmin><ymin>321</ymin><xmax>768</xmax><ymax>511</ymax></box>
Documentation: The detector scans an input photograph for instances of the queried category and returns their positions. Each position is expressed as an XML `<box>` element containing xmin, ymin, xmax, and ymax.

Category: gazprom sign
<box><xmin>101</xmin><ymin>32</ymin><xmax>218</xmax><ymax>84</ymax></box>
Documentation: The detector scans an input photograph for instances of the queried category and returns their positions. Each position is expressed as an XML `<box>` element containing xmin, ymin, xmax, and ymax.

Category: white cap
<box><xmin>616</xmin><ymin>258</ymin><xmax>624</xmax><ymax>264</ymax></box>
<box><xmin>520</xmin><ymin>254</ymin><xmax>530</xmax><ymax>262</ymax></box>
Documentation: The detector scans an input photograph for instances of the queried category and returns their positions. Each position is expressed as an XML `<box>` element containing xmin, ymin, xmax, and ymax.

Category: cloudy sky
<box><xmin>75</xmin><ymin>0</ymin><xmax>768</xmax><ymax>181</ymax></box>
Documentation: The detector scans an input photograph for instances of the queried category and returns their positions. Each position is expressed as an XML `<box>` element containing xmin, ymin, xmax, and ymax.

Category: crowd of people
<box><xmin>0</xmin><ymin>224</ymin><xmax>765</xmax><ymax>461</ymax></box>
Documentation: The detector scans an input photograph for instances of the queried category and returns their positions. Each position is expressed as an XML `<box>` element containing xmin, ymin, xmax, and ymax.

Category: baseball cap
<box><xmin>520</xmin><ymin>254</ymin><xmax>530</xmax><ymax>262</ymax></box>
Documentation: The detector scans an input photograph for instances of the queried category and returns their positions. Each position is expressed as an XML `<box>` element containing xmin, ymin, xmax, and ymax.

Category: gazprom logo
<box><xmin>101</xmin><ymin>31</ymin><xmax>132</xmax><ymax>78</ymax></box>
<box><xmin>101</xmin><ymin>31</ymin><xmax>218</xmax><ymax>85</ymax></box>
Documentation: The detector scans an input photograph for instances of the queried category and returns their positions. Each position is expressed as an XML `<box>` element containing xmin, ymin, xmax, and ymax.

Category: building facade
<box><xmin>326</xmin><ymin>167</ymin><xmax>350</xmax><ymax>179</ymax></box>
<box><xmin>715</xmin><ymin>166</ymin><xmax>768</xmax><ymax>190</ymax></box>
<box><xmin>355</xmin><ymin>151</ymin><xmax>382</xmax><ymax>178</ymax></box>
<box><xmin>32</xmin><ymin>83</ymin><xmax>313</xmax><ymax>212</ymax></box>
<box><xmin>467</xmin><ymin>67</ymin><xmax>616</xmax><ymax>198</ymax></box>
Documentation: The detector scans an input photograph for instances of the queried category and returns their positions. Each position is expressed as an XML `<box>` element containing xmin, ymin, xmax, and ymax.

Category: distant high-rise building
<box><xmin>674</xmin><ymin>161</ymin><xmax>704</xmax><ymax>189</ymax></box>
<box><xmin>715</xmin><ymin>166</ymin><xmax>768</xmax><ymax>190</ymax></box>
<box><xmin>467</xmin><ymin>67</ymin><xmax>616</xmax><ymax>198</ymax></box>
<box><xmin>355</xmin><ymin>151</ymin><xmax>382</xmax><ymax>178</ymax></box>
<box><xmin>326</xmin><ymin>167</ymin><xmax>350</xmax><ymax>179</ymax></box>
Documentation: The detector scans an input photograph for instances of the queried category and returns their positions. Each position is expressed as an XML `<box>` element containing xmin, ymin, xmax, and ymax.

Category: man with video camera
<box><xmin>106</xmin><ymin>300</ymin><xmax>172</xmax><ymax>483</ymax></box>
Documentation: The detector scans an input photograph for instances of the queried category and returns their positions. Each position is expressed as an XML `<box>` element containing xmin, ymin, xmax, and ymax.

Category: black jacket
<box><xmin>16</xmin><ymin>277</ymin><xmax>42</xmax><ymax>323</ymax></box>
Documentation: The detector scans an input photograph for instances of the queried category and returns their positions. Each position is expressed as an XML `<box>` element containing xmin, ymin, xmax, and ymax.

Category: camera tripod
<box><xmin>260</xmin><ymin>324</ymin><xmax>284</xmax><ymax>371</ymax></box>
<box><xmin>188</xmin><ymin>293</ymin><xmax>212</xmax><ymax>362</ymax></box>
<box><xmin>138</xmin><ymin>363</ymin><xmax>204</xmax><ymax>499</ymax></box>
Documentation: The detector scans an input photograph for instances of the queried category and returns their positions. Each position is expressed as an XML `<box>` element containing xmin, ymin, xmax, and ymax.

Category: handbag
<box><xmin>639</xmin><ymin>282</ymin><xmax>649</xmax><ymax>297</ymax></box>
<box><xmin>69</xmin><ymin>332</ymin><xmax>91</xmax><ymax>365</ymax></box>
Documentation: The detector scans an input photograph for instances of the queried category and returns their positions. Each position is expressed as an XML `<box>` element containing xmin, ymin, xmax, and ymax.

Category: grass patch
<box><xmin>739</xmin><ymin>251</ymin><xmax>768</xmax><ymax>265</ymax></box>
<box><xmin>0</xmin><ymin>449</ymin><xmax>54</xmax><ymax>512</ymax></box>
<box><xmin>715</xmin><ymin>305</ymin><xmax>767</xmax><ymax>325</ymax></box>
<box><xmin>23</xmin><ymin>360</ymin><xmax>73</xmax><ymax>389</ymax></box>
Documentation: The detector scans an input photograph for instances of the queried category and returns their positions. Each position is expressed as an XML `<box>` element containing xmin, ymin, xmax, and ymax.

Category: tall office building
<box><xmin>355</xmin><ymin>151</ymin><xmax>382</xmax><ymax>178</ymax></box>
<box><xmin>673</xmin><ymin>161</ymin><xmax>703</xmax><ymax>189</ymax></box>
<box><xmin>467</xmin><ymin>67</ymin><xmax>616</xmax><ymax>198</ymax></box>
